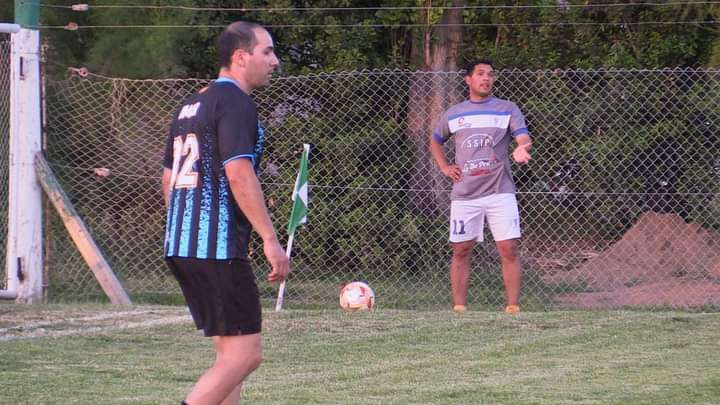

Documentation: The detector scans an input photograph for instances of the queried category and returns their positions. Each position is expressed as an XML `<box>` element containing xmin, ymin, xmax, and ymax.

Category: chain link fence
<box><xmin>1</xmin><ymin>37</ymin><xmax>11</xmax><ymax>290</ymax></box>
<box><xmin>40</xmin><ymin>68</ymin><xmax>720</xmax><ymax>310</ymax></box>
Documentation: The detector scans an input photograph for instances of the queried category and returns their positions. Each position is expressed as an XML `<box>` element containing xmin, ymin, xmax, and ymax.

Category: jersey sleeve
<box><xmin>432</xmin><ymin>110</ymin><xmax>451</xmax><ymax>144</ymax></box>
<box><xmin>216</xmin><ymin>91</ymin><xmax>258</xmax><ymax>166</ymax></box>
<box><xmin>509</xmin><ymin>103</ymin><xmax>529</xmax><ymax>138</ymax></box>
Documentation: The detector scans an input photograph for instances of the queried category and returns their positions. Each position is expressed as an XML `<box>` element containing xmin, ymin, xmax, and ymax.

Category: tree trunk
<box><xmin>407</xmin><ymin>0</ymin><xmax>466</xmax><ymax>215</ymax></box>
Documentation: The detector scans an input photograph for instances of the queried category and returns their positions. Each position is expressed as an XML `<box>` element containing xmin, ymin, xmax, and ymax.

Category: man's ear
<box><xmin>231</xmin><ymin>49</ymin><xmax>247</xmax><ymax>68</ymax></box>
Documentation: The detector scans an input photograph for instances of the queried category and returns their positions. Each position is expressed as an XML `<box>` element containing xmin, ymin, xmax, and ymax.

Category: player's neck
<box><xmin>469</xmin><ymin>93</ymin><xmax>493</xmax><ymax>103</ymax></box>
<box><xmin>218</xmin><ymin>69</ymin><xmax>252</xmax><ymax>94</ymax></box>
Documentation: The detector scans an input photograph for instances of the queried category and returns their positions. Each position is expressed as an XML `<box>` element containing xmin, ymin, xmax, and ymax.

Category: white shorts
<box><xmin>449</xmin><ymin>193</ymin><xmax>521</xmax><ymax>243</ymax></box>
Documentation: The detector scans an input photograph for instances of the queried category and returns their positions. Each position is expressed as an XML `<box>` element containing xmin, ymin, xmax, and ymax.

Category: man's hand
<box><xmin>441</xmin><ymin>164</ymin><xmax>462</xmax><ymax>182</ymax></box>
<box><xmin>430</xmin><ymin>137</ymin><xmax>461</xmax><ymax>183</ymax></box>
<box><xmin>512</xmin><ymin>142</ymin><xmax>532</xmax><ymax>164</ymax></box>
<box><xmin>264</xmin><ymin>240</ymin><xmax>290</xmax><ymax>283</ymax></box>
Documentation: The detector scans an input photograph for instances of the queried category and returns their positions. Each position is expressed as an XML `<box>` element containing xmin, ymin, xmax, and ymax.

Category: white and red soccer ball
<box><xmin>339</xmin><ymin>281</ymin><xmax>375</xmax><ymax>311</ymax></box>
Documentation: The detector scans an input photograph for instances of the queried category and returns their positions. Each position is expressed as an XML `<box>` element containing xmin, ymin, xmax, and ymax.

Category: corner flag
<box><xmin>276</xmin><ymin>144</ymin><xmax>311</xmax><ymax>312</ymax></box>
<box><xmin>287</xmin><ymin>143</ymin><xmax>310</xmax><ymax>235</ymax></box>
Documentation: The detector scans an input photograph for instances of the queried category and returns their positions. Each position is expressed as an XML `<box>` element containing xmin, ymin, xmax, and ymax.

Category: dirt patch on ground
<box><xmin>542</xmin><ymin>212</ymin><xmax>720</xmax><ymax>309</ymax></box>
<box><xmin>0</xmin><ymin>306</ymin><xmax>191</xmax><ymax>341</ymax></box>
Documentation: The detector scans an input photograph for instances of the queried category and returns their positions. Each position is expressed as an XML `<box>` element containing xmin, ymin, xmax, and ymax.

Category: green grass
<box><xmin>1</xmin><ymin>304</ymin><xmax>719</xmax><ymax>404</ymax></box>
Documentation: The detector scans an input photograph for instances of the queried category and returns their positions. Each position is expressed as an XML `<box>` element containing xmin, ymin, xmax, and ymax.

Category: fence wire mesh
<box><xmin>1</xmin><ymin>38</ymin><xmax>10</xmax><ymax>289</ymax></box>
<box><xmin>41</xmin><ymin>68</ymin><xmax>720</xmax><ymax>310</ymax></box>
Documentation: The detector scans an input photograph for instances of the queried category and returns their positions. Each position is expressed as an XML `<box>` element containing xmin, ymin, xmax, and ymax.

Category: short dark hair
<box><xmin>463</xmin><ymin>59</ymin><xmax>495</xmax><ymax>77</ymax></box>
<box><xmin>217</xmin><ymin>21</ymin><xmax>263</xmax><ymax>68</ymax></box>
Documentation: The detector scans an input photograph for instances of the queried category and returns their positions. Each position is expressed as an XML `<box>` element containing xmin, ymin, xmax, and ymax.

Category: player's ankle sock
<box><xmin>453</xmin><ymin>304</ymin><xmax>467</xmax><ymax>312</ymax></box>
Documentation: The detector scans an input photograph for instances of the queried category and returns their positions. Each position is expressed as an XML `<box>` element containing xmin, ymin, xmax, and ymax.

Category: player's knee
<box><xmin>496</xmin><ymin>241</ymin><xmax>519</xmax><ymax>260</ymax></box>
<box><xmin>218</xmin><ymin>351</ymin><xmax>262</xmax><ymax>375</ymax></box>
<box><xmin>237</xmin><ymin>349</ymin><xmax>263</xmax><ymax>372</ymax></box>
<box><xmin>452</xmin><ymin>243</ymin><xmax>474</xmax><ymax>259</ymax></box>
<box><xmin>247</xmin><ymin>352</ymin><xmax>263</xmax><ymax>371</ymax></box>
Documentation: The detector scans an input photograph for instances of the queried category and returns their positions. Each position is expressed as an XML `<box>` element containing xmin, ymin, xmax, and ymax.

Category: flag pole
<box><xmin>275</xmin><ymin>143</ymin><xmax>310</xmax><ymax>312</ymax></box>
<box><xmin>274</xmin><ymin>232</ymin><xmax>294</xmax><ymax>312</ymax></box>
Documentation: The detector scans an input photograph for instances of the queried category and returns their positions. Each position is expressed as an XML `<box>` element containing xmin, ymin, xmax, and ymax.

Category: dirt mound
<box><xmin>543</xmin><ymin>212</ymin><xmax>720</xmax><ymax>309</ymax></box>
<box><xmin>553</xmin><ymin>281</ymin><xmax>720</xmax><ymax>309</ymax></box>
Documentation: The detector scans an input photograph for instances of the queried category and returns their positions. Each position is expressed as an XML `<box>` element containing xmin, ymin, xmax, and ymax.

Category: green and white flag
<box><xmin>287</xmin><ymin>144</ymin><xmax>310</xmax><ymax>235</ymax></box>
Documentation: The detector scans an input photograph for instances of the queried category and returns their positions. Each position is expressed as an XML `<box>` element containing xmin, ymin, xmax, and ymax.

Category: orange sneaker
<box><xmin>453</xmin><ymin>304</ymin><xmax>467</xmax><ymax>312</ymax></box>
<box><xmin>505</xmin><ymin>304</ymin><xmax>520</xmax><ymax>315</ymax></box>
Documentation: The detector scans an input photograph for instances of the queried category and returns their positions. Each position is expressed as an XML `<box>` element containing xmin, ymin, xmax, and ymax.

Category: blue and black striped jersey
<box><xmin>162</xmin><ymin>77</ymin><xmax>266</xmax><ymax>260</ymax></box>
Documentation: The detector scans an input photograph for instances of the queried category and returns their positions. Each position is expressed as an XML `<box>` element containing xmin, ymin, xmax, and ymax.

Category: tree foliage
<box><xmin>2</xmin><ymin>1</ymin><xmax>717</xmax><ymax>78</ymax></box>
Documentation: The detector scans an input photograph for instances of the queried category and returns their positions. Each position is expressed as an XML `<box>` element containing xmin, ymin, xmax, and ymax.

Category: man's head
<box><xmin>217</xmin><ymin>21</ymin><xmax>279</xmax><ymax>92</ymax></box>
<box><xmin>463</xmin><ymin>59</ymin><xmax>496</xmax><ymax>100</ymax></box>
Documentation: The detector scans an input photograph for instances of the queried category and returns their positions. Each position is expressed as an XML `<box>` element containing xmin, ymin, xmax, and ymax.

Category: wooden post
<box><xmin>34</xmin><ymin>153</ymin><xmax>132</xmax><ymax>305</ymax></box>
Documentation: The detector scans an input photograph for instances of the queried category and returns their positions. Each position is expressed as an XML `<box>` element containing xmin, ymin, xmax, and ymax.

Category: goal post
<box><xmin>0</xmin><ymin>24</ymin><xmax>21</xmax><ymax>34</ymax></box>
<box><xmin>3</xmin><ymin>1</ymin><xmax>43</xmax><ymax>302</ymax></box>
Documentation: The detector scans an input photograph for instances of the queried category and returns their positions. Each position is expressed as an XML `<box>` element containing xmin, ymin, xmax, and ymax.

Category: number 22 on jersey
<box><xmin>170</xmin><ymin>133</ymin><xmax>199</xmax><ymax>189</ymax></box>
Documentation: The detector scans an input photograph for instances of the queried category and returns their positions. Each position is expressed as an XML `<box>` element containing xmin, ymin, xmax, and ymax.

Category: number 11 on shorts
<box><xmin>452</xmin><ymin>219</ymin><xmax>466</xmax><ymax>235</ymax></box>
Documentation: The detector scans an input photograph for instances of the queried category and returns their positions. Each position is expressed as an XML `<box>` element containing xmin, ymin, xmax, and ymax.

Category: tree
<box><xmin>0</xmin><ymin>3</ymin><xmax>13</xmax><ymax>22</ymax></box>
<box><xmin>463</xmin><ymin>0</ymin><xmax>719</xmax><ymax>69</ymax></box>
<box><xmin>24</xmin><ymin>1</ymin><xmax>720</xmax><ymax>78</ymax></box>
<box><xmin>407</xmin><ymin>0</ymin><xmax>467</xmax><ymax>214</ymax></box>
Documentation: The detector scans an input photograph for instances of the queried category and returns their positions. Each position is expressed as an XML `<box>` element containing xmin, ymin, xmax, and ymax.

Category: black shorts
<box><xmin>166</xmin><ymin>257</ymin><xmax>261</xmax><ymax>337</ymax></box>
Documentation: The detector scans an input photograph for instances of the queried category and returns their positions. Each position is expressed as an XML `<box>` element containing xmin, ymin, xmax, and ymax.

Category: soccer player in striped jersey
<box><xmin>430</xmin><ymin>59</ymin><xmax>533</xmax><ymax>315</ymax></box>
<box><xmin>162</xmin><ymin>21</ymin><xmax>289</xmax><ymax>404</ymax></box>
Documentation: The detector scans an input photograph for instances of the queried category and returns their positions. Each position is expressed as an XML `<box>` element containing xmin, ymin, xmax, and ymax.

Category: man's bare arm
<box><xmin>512</xmin><ymin>134</ymin><xmax>532</xmax><ymax>164</ymax></box>
<box><xmin>225</xmin><ymin>159</ymin><xmax>290</xmax><ymax>282</ymax></box>
<box><xmin>162</xmin><ymin>168</ymin><xmax>172</xmax><ymax>207</ymax></box>
<box><xmin>429</xmin><ymin>136</ymin><xmax>461</xmax><ymax>182</ymax></box>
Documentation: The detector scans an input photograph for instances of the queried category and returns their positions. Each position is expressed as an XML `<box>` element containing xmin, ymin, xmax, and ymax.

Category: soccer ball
<box><xmin>339</xmin><ymin>281</ymin><xmax>375</xmax><ymax>311</ymax></box>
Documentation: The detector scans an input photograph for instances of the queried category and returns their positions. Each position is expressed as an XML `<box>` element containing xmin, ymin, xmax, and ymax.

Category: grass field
<box><xmin>1</xmin><ymin>304</ymin><xmax>719</xmax><ymax>404</ymax></box>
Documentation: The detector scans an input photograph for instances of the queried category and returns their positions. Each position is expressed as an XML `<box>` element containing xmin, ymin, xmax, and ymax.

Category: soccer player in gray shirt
<box><xmin>429</xmin><ymin>59</ymin><xmax>532</xmax><ymax>315</ymax></box>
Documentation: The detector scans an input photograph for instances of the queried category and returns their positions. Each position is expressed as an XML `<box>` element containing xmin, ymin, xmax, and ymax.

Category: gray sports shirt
<box><xmin>433</xmin><ymin>96</ymin><xmax>530</xmax><ymax>200</ymax></box>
